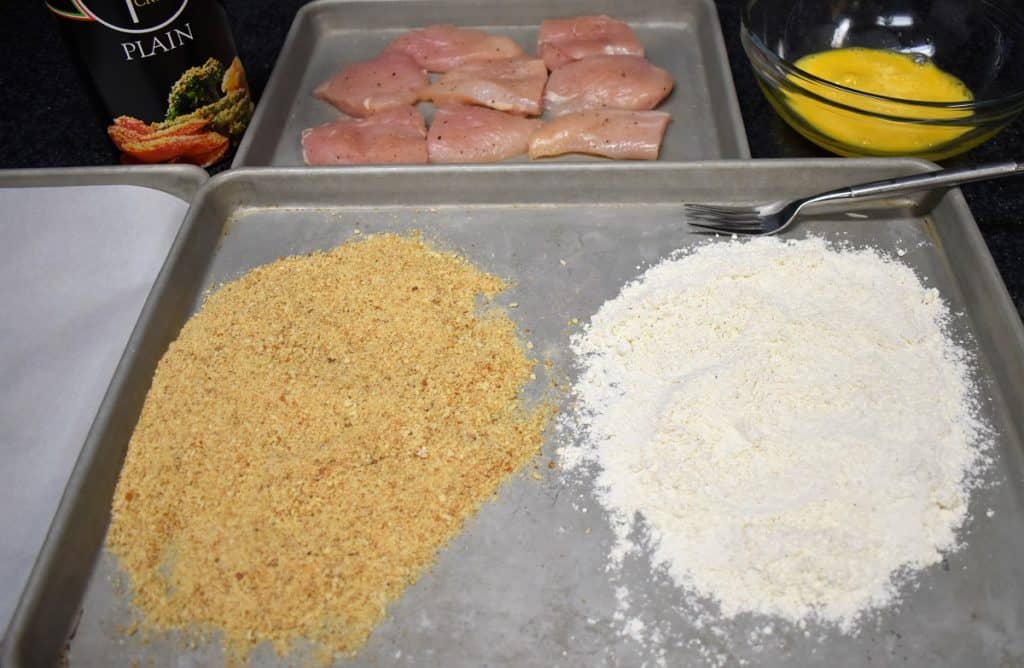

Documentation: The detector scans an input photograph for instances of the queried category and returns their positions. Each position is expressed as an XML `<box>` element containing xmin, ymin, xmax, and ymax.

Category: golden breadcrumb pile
<box><xmin>107</xmin><ymin>233</ymin><xmax>550</xmax><ymax>661</ymax></box>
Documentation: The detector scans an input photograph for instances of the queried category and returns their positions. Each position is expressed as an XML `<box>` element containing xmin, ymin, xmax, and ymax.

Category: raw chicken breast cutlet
<box><xmin>386</xmin><ymin>24</ymin><xmax>524</xmax><ymax>73</ymax></box>
<box><xmin>545</xmin><ymin>55</ymin><xmax>673</xmax><ymax>115</ymax></box>
<box><xmin>314</xmin><ymin>51</ymin><xmax>427</xmax><ymax>118</ymax></box>
<box><xmin>418</xmin><ymin>59</ymin><xmax>548</xmax><ymax>116</ymax></box>
<box><xmin>537</xmin><ymin>15</ymin><xmax>644</xmax><ymax>71</ymax></box>
<box><xmin>302</xmin><ymin>107</ymin><xmax>427</xmax><ymax>165</ymax></box>
<box><xmin>528</xmin><ymin>110</ymin><xmax>671</xmax><ymax>160</ymax></box>
<box><xmin>428</xmin><ymin>105</ymin><xmax>542</xmax><ymax>163</ymax></box>
<box><xmin>302</xmin><ymin>19</ymin><xmax>669</xmax><ymax>164</ymax></box>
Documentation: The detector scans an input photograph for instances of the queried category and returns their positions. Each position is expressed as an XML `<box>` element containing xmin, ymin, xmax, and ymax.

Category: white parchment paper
<box><xmin>0</xmin><ymin>184</ymin><xmax>189</xmax><ymax>635</ymax></box>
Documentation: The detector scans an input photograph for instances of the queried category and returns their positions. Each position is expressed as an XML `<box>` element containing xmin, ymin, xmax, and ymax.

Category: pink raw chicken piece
<box><xmin>313</xmin><ymin>51</ymin><xmax>427</xmax><ymax>118</ymax></box>
<box><xmin>528</xmin><ymin>110</ymin><xmax>671</xmax><ymax>160</ymax></box>
<box><xmin>428</xmin><ymin>105</ymin><xmax>543</xmax><ymax>163</ymax></box>
<box><xmin>545</xmin><ymin>55</ymin><xmax>673</xmax><ymax>116</ymax></box>
<box><xmin>537</xmin><ymin>15</ymin><xmax>644</xmax><ymax>71</ymax></box>
<box><xmin>418</xmin><ymin>59</ymin><xmax>548</xmax><ymax>116</ymax></box>
<box><xmin>301</xmin><ymin>107</ymin><xmax>427</xmax><ymax>165</ymax></box>
<box><xmin>385</xmin><ymin>24</ymin><xmax>525</xmax><ymax>73</ymax></box>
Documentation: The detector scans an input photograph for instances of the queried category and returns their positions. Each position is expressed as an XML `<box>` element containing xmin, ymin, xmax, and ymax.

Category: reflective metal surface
<box><xmin>233</xmin><ymin>0</ymin><xmax>751</xmax><ymax>166</ymax></box>
<box><xmin>6</xmin><ymin>161</ymin><xmax>1024</xmax><ymax>667</ymax></box>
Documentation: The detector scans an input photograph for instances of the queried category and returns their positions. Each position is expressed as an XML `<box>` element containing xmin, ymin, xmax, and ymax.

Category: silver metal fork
<box><xmin>686</xmin><ymin>160</ymin><xmax>1024</xmax><ymax>236</ymax></box>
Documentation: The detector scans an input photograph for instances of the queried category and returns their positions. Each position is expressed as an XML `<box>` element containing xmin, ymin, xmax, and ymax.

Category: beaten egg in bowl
<box><xmin>785</xmin><ymin>48</ymin><xmax>974</xmax><ymax>156</ymax></box>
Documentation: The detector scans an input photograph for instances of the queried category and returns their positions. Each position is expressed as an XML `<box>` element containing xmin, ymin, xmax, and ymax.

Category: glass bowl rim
<box><xmin>739</xmin><ymin>0</ymin><xmax>1024</xmax><ymax>111</ymax></box>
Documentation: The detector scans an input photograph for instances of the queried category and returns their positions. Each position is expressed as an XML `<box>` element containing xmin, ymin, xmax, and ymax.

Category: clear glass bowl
<box><xmin>741</xmin><ymin>0</ymin><xmax>1024</xmax><ymax>159</ymax></box>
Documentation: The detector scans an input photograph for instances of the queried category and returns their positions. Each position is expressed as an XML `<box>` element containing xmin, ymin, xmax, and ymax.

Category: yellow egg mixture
<box><xmin>785</xmin><ymin>47</ymin><xmax>974</xmax><ymax>156</ymax></box>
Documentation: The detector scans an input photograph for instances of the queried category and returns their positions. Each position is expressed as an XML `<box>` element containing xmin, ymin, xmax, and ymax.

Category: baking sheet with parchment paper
<box><xmin>0</xmin><ymin>185</ymin><xmax>189</xmax><ymax>635</ymax></box>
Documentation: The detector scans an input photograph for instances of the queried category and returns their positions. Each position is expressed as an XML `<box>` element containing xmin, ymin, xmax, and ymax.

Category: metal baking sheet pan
<box><xmin>0</xmin><ymin>165</ymin><xmax>206</xmax><ymax>644</ymax></box>
<box><xmin>5</xmin><ymin>160</ymin><xmax>1024</xmax><ymax>667</ymax></box>
<box><xmin>232</xmin><ymin>0</ymin><xmax>750</xmax><ymax>167</ymax></box>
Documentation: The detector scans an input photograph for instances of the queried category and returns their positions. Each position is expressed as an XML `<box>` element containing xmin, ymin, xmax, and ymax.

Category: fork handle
<box><xmin>824</xmin><ymin>161</ymin><xmax>1024</xmax><ymax>202</ymax></box>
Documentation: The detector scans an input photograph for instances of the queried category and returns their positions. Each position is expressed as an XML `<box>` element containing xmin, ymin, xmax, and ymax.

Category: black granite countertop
<box><xmin>3</xmin><ymin>0</ymin><xmax>1022</xmax><ymax>315</ymax></box>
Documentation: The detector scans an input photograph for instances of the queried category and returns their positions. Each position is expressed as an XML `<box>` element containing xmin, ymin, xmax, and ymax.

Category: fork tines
<box><xmin>684</xmin><ymin>203</ymin><xmax>764</xmax><ymax>233</ymax></box>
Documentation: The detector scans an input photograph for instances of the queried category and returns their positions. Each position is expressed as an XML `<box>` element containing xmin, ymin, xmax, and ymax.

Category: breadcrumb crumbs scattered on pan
<box><xmin>107</xmin><ymin>233</ymin><xmax>551</xmax><ymax>662</ymax></box>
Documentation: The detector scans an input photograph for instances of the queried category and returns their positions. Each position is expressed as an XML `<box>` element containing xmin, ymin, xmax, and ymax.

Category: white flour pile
<box><xmin>562</xmin><ymin>236</ymin><xmax>989</xmax><ymax>632</ymax></box>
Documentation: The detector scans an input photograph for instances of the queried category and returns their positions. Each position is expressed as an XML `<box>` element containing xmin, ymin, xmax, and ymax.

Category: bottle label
<box><xmin>46</xmin><ymin>0</ymin><xmax>253</xmax><ymax>167</ymax></box>
<box><xmin>72</xmin><ymin>0</ymin><xmax>190</xmax><ymax>33</ymax></box>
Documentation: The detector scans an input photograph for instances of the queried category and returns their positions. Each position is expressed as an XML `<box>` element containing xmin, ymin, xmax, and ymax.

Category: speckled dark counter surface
<box><xmin>2</xmin><ymin>0</ymin><xmax>1022</xmax><ymax>314</ymax></box>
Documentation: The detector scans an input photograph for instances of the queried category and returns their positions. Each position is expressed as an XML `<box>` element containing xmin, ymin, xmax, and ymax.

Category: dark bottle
<box><xmin>46</xmin><ymin>0</ymin><xmax>253</xmax><ymax>167</ymax></box>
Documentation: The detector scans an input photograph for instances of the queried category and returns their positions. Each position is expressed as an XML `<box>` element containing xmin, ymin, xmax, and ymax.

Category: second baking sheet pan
<box><xmin>0</xmin><ymin>165</ymin><xmax>206</xmax><ymax>644</ymax></box>
<box><xmin>232</xmin><ymin>0</ymin><xmax>751</xmax><ymax>167</ymax></box>
<box><xmin>5</xmin><ymin>161</ymin><xmax>1024</xmax><ymax>667</ymax></box>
